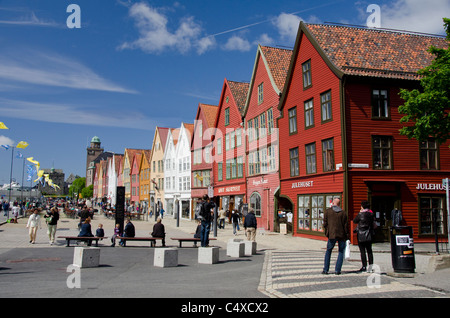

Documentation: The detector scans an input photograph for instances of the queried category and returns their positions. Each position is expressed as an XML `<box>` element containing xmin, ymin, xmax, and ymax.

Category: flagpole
<box><xmin>7</xmin><ymin>146</ymin><xmax>14</xmax><ymax>220</ymax></box>
<box><xmin>21</xmin><ymin>156</ymin><xmax>25</xmax><ymax>205</ymax></box>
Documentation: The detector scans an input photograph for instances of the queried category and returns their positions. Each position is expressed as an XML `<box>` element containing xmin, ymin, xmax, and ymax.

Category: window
<box><xmin>268</xmin><ymin>145</ymin><xmax>276</xmax><ymax>171</ymax></box>
<box><xmin>225</xmin><ymin>133</ymin><xmax>230</xmax><ymax>151</ymax></box>
<box><xmin>254</xmin><ymin>117</ymin><xmax>259</xmax><ymax>140</ymax></box>
<box><xmin>419</xmin><ymin>196</ymin><xmax>445</xmax><ymax>235</ymax></box>
<box><xmin>218</xmin><ymin>162</ymin><xmax>223</xmax><ymax>181</ymax></box>
<box><xmin>247</xmin><ymin>120</ymin><xmax>254</xmax><ymax>142</ymax></box>
<box><xmin>322</xmin><ymin>138</ymin><xmax>335</xmax><ymax>172</ymax></box>
<box><xmin>230</xmin><ymin>130</ymin><xmax>235</xmax><ymax>149</ymax></box>
<box><xmin>372</xmin><ymin>136</ymin><xmax>392</xmax><ymax>169</ymax></box>
<box><xmin>225</xmin><ymin>108</ymin><xmax>230</xmax><ymax>126</ymax></box>
<box><xmin>321</xmin><ymin>90</ymin><xmax>332</xmax><ymax>122</ymax></box>
<box><xmin>198</xmin><ymin>122</ymin><xmax>203</xmax><ymax>138</ymax></box>
<box><xmin>306</xmin><ymin>143</ymin><xmax>317</xmax><ymax>174</ymax></box>
<box><xmin>298</xmin><ymin>194</ymin><xmax>338</xmax><ymax>233</ymax></box>
<box><xmin>304</xmin><ymin>99</ymin><xmax>314</xmax><ymax>128</ymax></box>
<box><xmin>302</xmin><ymin>60</ymin><xmax>312</xmax><ymax>88</ymax></box>
<box><xmin>372</xmin><ymin>89</ymin><xmax>389</xmax><ymax>118</ymax></box>
<box><xmin>290</xmin><ymin>148</ymin><xmax>299</xmax><ymax>176</ymax></box>
<box><xmin>217</xmin><ymin>138</ymin><xmax>222</xmax><ymax>155</ymax></box>
<box><xmin>236</xmin><ymin>128</ymin><xmax>242</xmax><ymax>147</ymax></box>
<box><xmin>267</xmin><ymin>109</ymin><xmax>274</xmax><ymax>134</ymax></box>
<box><xmin>237</xmin><ymin>157</ymin><xmax>244</xmax><ymax>178</ymax></box>
<box><xmin>250</xmin><ymin>193</ymin><xmax>261</xmax><ymax>217</ymax></box>
<box><xmin>258</xmin><ymin>83</ymin><xmax>264</xmax><ymax>104</ymax></box>
<box><xmin>288</xmin><ymin>107</ymin><xmax>297</xmax><ymax>134</ymax></box>
<box><xmin>260</xmin><ymin>112</ymin><xmax>266</xmax><ymax>138</ymax></box>
<box><xmin>420</xmin><ymin>139</ymin><xmax>438</xmax><ymax>170</ymax></box>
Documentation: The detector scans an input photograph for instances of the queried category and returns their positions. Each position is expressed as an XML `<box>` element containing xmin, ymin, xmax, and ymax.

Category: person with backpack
<box><xmin>198</xmin><ymin>194</ymin><xmax>215</xmax><ymax>247</ymax></box>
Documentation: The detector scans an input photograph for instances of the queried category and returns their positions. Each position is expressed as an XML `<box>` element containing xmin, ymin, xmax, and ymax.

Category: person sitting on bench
<box><xmin>151</xmin><ymin>217</ymin><xmax>166</xmax><ymax>247</ymax></box>
<box><xmin>119</xmin><ymin>218</ymin><xmax>135</xmax><ymax>247</ymax></box>
<box><xmin>78</xmin><ymin>217</ymin><xmax>94</xmax><ymax>246</ymax></box>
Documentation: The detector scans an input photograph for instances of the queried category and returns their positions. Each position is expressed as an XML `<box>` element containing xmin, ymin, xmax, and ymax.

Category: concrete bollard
<box><xmin>244</xmin><ymin>241</ymin><xmax>257</xmax><ymax>256</ymax></box>
<box><xmin>227</xmin><ymin>241</ymin><xmax>244</xmax><ymax>257</ymax></box>
<box><xmin>154</xmin><ymin>248</ymin><xmax>178</xmax><ymax>267</ymax></box>
<box><xmin>73</xmin><ymin>247</ymin><xmax>100</xmax><ymax>268</ymax></box>
<box><xmin>198</xmin><ymin>246</ymin><xmax>220</xmax><ymax>264</ymax></box>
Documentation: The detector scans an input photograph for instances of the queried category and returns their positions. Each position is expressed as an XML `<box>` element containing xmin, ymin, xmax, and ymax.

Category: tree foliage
<box><xmin>399</xmin><ymin>18</ymin><xmax>450</xmax><ymax>145</ymax></box>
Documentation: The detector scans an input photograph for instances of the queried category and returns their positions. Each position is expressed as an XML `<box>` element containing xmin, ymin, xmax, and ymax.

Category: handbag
<box><xmin>344</xmin><ymin>240</ymin><xmax>351</xmax><ymax>260</ymax></box>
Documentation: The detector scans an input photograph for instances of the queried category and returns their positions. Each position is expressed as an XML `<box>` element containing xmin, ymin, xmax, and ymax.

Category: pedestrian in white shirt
<box><xmin>11</xmin><ymin>203</ymin><xmax>20</xmax><ymax>223</ymax></box>
<box><xmin>26</xmin><ymin>209</ymin><xmax>41</xmax><ymax>244</ymax></box>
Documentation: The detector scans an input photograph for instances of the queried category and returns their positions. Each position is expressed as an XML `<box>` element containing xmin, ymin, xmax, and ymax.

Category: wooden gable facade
<box><xmin>278</xmin><ymin>22</ymin><xmax>449</xmax><ymax>243</ymax></box>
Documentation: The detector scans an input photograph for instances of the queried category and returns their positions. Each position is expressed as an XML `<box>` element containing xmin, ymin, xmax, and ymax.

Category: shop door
<box><xmin>371</xmin><ymin>196</ymin><xmax>396</xmax><ymax>242</ymax></box>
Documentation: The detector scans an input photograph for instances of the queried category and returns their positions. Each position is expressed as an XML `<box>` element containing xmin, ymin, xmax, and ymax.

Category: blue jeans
<box><xmin>323</xmin><ymin>239</ymin><xmax>346</xmax><ymax>273</ymax></box>
<box><xmin>200</xmin><ymin>220</ymin><xmax>211</xmax><ymax>247</ymax></box>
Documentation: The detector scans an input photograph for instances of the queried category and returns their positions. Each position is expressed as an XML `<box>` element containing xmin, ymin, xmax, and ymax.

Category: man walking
<box><xmin>322</xmin><ymin>197</ymin><xmax>349</xmax><ymax>275</ymax></box>
<box><xmin>244</xmin><ymin>208</ymin><xmax>257</xmax><ymax>241</ymax></box>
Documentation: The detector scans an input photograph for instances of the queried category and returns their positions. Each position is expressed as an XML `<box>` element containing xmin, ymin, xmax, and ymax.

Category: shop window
<box><xmin>372</xmin><ymin>136</ymin><xmax>392</xmax><ymax>170</ymax></box>
<box><xmin>420</xmin><ymin>139</ymin><xmax>438</xmax><ymax>170</ymax></box>
<box><xmin>250</xmin><ymin>192</ymin><xmax>261</xmax><ymax>217</ymax></box>
<box><xmin>298</xmin><ymin>194</ymin><xmax>338</xmax><ymax>233</ymax></box>
<box><xmin>419</xmin><ymin>196</ymin><xmax>445</xmax><ymax>235</ymax></box>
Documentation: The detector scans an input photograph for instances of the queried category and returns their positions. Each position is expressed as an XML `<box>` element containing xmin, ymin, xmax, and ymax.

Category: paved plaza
<box><xmin>0</xmin><ymin>211</ymin><xmax>449</xmax><ymax>301</ymax></box>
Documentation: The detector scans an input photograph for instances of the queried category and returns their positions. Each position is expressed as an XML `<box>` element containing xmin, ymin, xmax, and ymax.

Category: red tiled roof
<box><xmin>305</xmin><ymin>23</ymin><xmax>447</xmax><ymax>80</ymax></box>
<box><xmin>228</xmin><ymin>80</ymin><xmax>249</xmax><ymax>114</ymax></box>
<box><xmin>200</xmin><ymin>104</ymin><xmax>218</xmax><ymax>129</ymax></box>
<box><xmin>260</xmin><ymin>46</ymin><xmax>292</xmax><ymax>91</ymax></box>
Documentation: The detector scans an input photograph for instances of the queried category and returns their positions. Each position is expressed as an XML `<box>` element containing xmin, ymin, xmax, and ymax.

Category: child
<box><xmin>110</xmin><ymin>223</ymin><xmax>121</xmax><ymax>247</ymax></box>
<box><xmin>96</xmin><ymin>223</ymin><xmax>105</xmax><ymax>240</ymax></box>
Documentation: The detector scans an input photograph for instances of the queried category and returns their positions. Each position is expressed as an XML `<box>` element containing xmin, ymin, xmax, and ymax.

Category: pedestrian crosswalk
<box><xmin>259</xmin><ymin>250</ymin><xmax>445</xmax><ymax>298</ymax></box>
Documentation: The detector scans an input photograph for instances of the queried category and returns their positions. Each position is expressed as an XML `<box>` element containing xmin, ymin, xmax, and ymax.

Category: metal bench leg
<box><xmin>66</xmin><ymin>239</ymin><xmax>70</xmax><ymax>247</ymax></box>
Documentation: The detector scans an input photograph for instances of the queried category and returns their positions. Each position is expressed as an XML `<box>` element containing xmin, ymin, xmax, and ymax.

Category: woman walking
<box><xmin>353</xmin><ymin>200</ymin><xmax>376</xmax><ymax>272</ymax></box>
<box><xmin>26</xmin><ymin>209</ymin><xmax>42</xmax><ymax>244</ymax></box>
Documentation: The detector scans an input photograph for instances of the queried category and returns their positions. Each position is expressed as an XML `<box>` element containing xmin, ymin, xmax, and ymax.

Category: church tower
<box><xmin>86</xmin><ymin>136</ymin><xmax>104</xmax><ymax>187</ymax></box>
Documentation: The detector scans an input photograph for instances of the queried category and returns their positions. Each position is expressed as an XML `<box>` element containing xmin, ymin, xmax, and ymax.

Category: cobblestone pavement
<box><xmin>1</xmin><ymin>212</ymin><xmax>449</xmax><ymax>298</ymax></box>
<box><xmin>259</xmin><ymin>250</ymin><xmax>448</xmax><ymax>298</ymax></box>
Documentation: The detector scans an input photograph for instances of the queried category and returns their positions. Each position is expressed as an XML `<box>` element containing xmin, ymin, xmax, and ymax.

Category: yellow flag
<box><xmin>16</xmin><ymin>141</ymin><xmax>29</xmax><ymax>149</ymax></box>
<box><xmin>0</xmin><ymin>122</ymin><xmax>8</xmax><ymax>129</ymax></box>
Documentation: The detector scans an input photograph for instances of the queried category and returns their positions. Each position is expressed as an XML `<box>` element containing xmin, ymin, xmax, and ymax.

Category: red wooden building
<box><xmin>191</xmin><ymin>103</ymin><xmax>218</xmax><ymax>204</ymax></box>
<box><xmin>242</xmin><ymin>45</ymin><xmax>292</xmax><ymax>232</ymax></box>
<box><xmin>213</xmin><ymin>79</ymin><xmax>249</xmax><ymax>213</ymax></box>
<box><xmin>278</xmin><ymin>22</ymin><xmax>449</xmax><ymax>243</ymax></box>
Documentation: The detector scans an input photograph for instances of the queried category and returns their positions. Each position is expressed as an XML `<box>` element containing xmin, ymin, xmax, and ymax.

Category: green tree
<box><xmin>399</xmin><ymin>18</ymin><xmax>450</xmax><ymax>145</ymax></box>
<box><xmin>69</xmin><ymin>177</ymin><xmax>86</xmax><ymax>197</ymax></box>
<box><xmin>81</xmin><ymin>184</ymin><xmax>93</xmax><ymax>199</ymax></box>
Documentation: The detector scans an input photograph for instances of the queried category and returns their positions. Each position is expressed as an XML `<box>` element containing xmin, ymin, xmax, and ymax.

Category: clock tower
<box><xmin>86</xmin><ymin>136</ymin><xmax>104</xmax><ymax>187</ymax></box>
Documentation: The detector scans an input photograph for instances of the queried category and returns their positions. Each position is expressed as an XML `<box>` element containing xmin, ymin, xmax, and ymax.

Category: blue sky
<box><xmin>0</xmin><ymin>0</ymin><xmax>448</xmax><ymax>187</ymax></box>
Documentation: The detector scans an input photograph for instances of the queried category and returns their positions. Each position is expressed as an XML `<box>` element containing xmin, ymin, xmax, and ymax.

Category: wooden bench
<box><xmin>170</xmin><ymin>237</ymin><xmax>217</xmax><ymax>248</ymax></box>
<box><xmin>117</xmin><ymin>236</ymin><xmax>164</xmax><ymax>247</ymax></box>
<box><xmin>58</xmin><ymin>236</ymin><xmax>108</xmax><ymax>247</ymax></box>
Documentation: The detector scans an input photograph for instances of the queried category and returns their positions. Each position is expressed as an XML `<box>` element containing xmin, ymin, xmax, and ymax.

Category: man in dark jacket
<box><xmin>199</xmin><ymin>195</ymin><xmax>215</xmax><ymax>247</ymax></box>
<box><xmin>244</xmin><ymin>208</ymin><xmax>257</xmax><ymax>241</ymax></box>
<box><xmin>120</xmin><ymin>218</ymin><xmax>135</xmax><ymax>246</ymax></box>
<box><xmin>322</xmin><ymin>197</ymin><xmax>348</xmax><ymax>275</ymax></box>
<box><xmin>151</xmin><ymin>217</ymin><xmax>165</xmax><ymax>247</ymax></box>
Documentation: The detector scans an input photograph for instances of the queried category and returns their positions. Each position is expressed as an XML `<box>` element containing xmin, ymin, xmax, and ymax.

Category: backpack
<box><xmin>195</xmin><ymin>202</ymin><xmax>207</xmax><ymax>220</ymax></box>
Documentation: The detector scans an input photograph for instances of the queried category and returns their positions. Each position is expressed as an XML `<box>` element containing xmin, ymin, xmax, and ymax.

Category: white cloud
<box><xmin>120</xmin><ymin>2</ymin><xmax>212</xmax><ymax>54</ymax></box>
<box><xmin>222</xmin><ymin>35</ymin><xmax>252</xmax><ymax>52</ymax></box>
<box><xmin>273</xmin><ymin>13</ymin><xmax>302</xmax><ymax>42</ymax></box>
<box><xmin>380</xmin><ymin>0</ymin><xmax>450</xmax><ymax>35</ymax></box>
<box><xmin>0</xmin><ymin>98</ymin><xmax>157</xmax><ymax>131</ymax></box>
<box><xmin>0</xmin><ymin>11</ymin><xmax>59</xmax><ymax>27</ymax></box>
<box><xmin>0</xmin><ymin>50</ymin><xmax>137</xmax><ymax>94</ymax></box>
<box><xmin>253</xmin><ymin>33</ymin><xmax>275</xmax><ymax>46</ymax></box>
<box><xmin>0</xmin><ymin>136</ymin><xmax>14</xmax><ymax>147</ymax></box>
